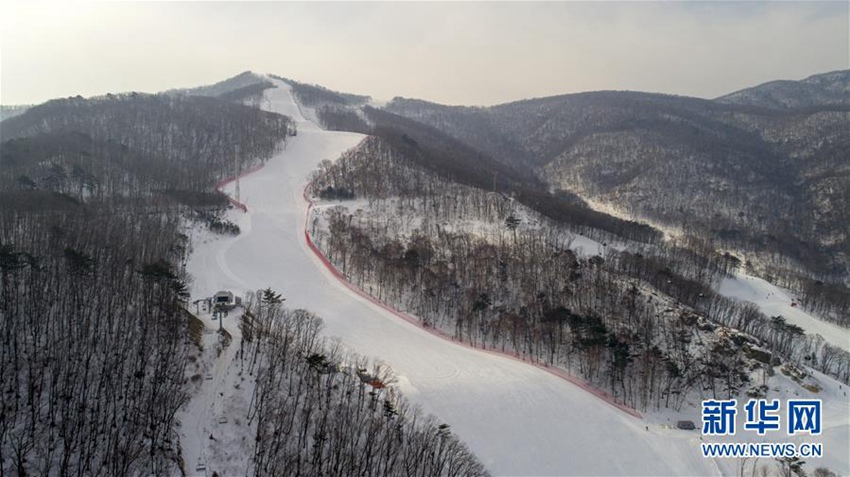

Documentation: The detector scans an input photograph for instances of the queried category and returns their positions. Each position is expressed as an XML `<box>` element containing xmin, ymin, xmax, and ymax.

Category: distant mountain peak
<box><xmin>716</xmin><ymin>69</ymin><xmax>850</xmax><ymax>109</ymax></box>
<box><xmin>162</xmin><ymin>71</ymin><xmax>273</xmax><ymax>100</ymax></box>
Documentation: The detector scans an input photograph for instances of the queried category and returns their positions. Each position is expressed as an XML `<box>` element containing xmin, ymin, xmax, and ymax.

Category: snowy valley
<box><xmin>1</xmin><ymin>70</ymin><xmax>848</xmax><ymax>477</ymax></box>
<box><xmin>181</xmin><ymin>77</ymin><xmax>848</xmax><ymax>476</ymax></box>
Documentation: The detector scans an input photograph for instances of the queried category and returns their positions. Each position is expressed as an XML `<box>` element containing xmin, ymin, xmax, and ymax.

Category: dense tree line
<box><xmin>0</xmin><ymin>203</ymin><xmax>191</xmax><ymax>475</ymax></box>
<box><xmin>241</xmin><ymin>292</ymin><xmax>488</xmax><ymax>476</ymax></box>
<box><xmin>162</xmin><ymin>71</ymin><xmax>273</xmax><ymax>103</ymax></box>
<box><xmin>0</xmin><ymin>88</ymin><xmax>292</xmax><ymax>474</ymax></box>
<box><xmin>716</xmin><ymin>70</ymin><xmax>850</xmax><ymax>109</ymax></box>
<box><xmin>384</xmin><ymin>78</ymin><xmax>850</xmax><ymax>300</ymax></box>
<box><xmin>215</xmin><ymin>81</ymin><xmax>275</xmax><ymax>106</ymax></box>
<box><xmin>358</xmin><ymin>110</ymin><xmax>663</xmax><ymax>244</ymax></box>
<box><xmin>316</xmin><ymin>106</ymin><xmax>372</xmax><ymax>134</ymax></box>
<box><xmin>1</xmin><ymin>92</ymin><xmax>292</xmax><ymax>193</ymax></box>
<box><xmin>308</xmin><ymin>137</ymin><xmax>850</xmax><ymax>413</ymax></box>
<box><xmin>2</xmin><ymin>131</ymin><xmax>183</xmax><ymax>198</ymax></box>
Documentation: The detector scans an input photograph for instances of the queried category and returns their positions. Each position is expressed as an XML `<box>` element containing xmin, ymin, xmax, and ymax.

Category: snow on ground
<box><xmin>563</xmin><ymin>189</ymin><xmax>848</xmax><ymax>350</ymax></box>
<box><xmin>181</xmin><ymin>77</ymin><xmax>724</xmax><ymax>476</ymax></box>
<box><xmin>579</xmin><ymin>194</ymin><xmax>686</xmax><ymax>241</ymax></box>
<box><xmin>719</xmin><ymin>274</ymin><xmax>849</xmax><ymax>350</ymax></box>
<box><xmin>178</xmin><ymin>265</ymin><xmax>255</xmax><ymax>476</ymax></box>
<box><xmin>314</xmin><ymin>193</ymin><xmax>618</xmax><ymax>260</ymax></box>
<box><xmin>577</xmin><ymin>191</ymin><xmax>848</xmax><ymax>350</ymax></box>
<box><xmin>640</xmin><ymin>361</ymin><xmax>850</xmax><ymax>476</ymax></box>
<box><xmin>756</xmin><ymin>368</ymin><xmax>850</xmax><ymax>476</ymax></box>
<box><xmin>736</xmin><ymin>368</ymin><xmax>849</xmax><ymax>476</ymax></box>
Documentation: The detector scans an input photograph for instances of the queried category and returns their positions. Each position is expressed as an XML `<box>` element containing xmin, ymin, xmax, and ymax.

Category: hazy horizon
<box><xmin>1</xmin><ymin>1</ymin><xmax>848</xmax><ymax>107</ymax></box>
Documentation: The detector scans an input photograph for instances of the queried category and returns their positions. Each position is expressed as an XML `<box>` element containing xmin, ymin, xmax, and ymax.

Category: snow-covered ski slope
<box><xmin>719</xmin><ymin>275</ymin><xmax>849</xmax><ymax>350</ymax></box>
<box><xmin>185</xmin><ymin>78</ymin><xmax>718</xmax><ymax>476</ymax></box>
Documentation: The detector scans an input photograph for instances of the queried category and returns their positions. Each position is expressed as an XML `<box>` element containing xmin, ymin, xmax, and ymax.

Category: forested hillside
<box><xmin>163</xmin><ymin>70</ymin><xmax>276</xmax><ymax>106</ymax></box>
<box><xmin>1</xmin><ymin>201</ymin><xmax>192</xmax><ymax>475</ymax></box>
<box><xmin>242</xmin><ymin>293</ymin><xmax>488</xmax><ymax>476</ymax></box>
<box><xmin>717</xmin><ymin>70</ymin><xmax>850</xmax><ymax>109</ymax></box>
<box><xmin>307</xmin><ymin>135</ymin><xmax>850</xmax><ymax>414</ymax></box>
<box><xmin>0</xmin><ymin>87</ymin><xmax>293</xmax><ymax>474</ymax></box>
<box><xmin>1</xmin><ymin>92</ymin><xmax>291</xmax><ymax>192</ymax></box>
<box><xmin>384</xmin><ymin>72</ymin><xmax>850</xmax><ymax>284</ymax></box>
<box><xmin>362</xmin><ymin>107</ymin><xmax>663</xmax><ymax>245</ymax></box>
<box><xmin>0</xmin><ymin>77</ymin><xmax>493</xmax><ymax>475</ymax></box>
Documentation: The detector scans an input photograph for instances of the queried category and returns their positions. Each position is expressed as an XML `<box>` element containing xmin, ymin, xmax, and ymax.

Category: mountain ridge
<box><xmin>381</xmin><ymin>70</ymin><xmax>850</xmax><ymax>282</ymax></box>
<box><xmin>716</xmin><ymin>69</ymin><xmax>850</xmax><ymax>109</ymax></box>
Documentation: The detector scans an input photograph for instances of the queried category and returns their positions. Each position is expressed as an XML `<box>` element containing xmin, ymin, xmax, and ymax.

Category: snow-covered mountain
<box><xmin>717</xmin><ymin>70</ymin><xmax>850</xmax><ymax>109</ymax></box>
<box><xmin>383</xmin><ymin>74</ymin><xmax>850</xmax><ymax>289</ymax></box>
<box><xmin>187</xmin><ymin>75</ymin><xmax>849</xmax><ymax>476</ymax></box>
<box><xmin>2</xmin><ymin>70</ymin><xmax>848</xmax><ymax>477</ymax></box>
<box><xmin>162</xmin><ymin>71</ymin><xmax>272</xmax><ymax>99</ymax></box>
<box><xmin>187</xmin><ymin>77</ymin><xmax>720</xmax><ymax>476</ymax></box>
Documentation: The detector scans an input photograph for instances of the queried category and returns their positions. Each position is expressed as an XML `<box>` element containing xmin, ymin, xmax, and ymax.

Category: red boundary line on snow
<box><xmin>214</xmin><ymin>162</ymin><xmax>267</xmax><ymax>212</ymax></box>
<box><xmin>301</xmin><ymin>187</ymin><xmax>643</xmax><ymax>420</ymax></box>
<box><xmin>213</xmin><ymin>153</ymin><xmax>642</xmax><ymax>419</ymax></box>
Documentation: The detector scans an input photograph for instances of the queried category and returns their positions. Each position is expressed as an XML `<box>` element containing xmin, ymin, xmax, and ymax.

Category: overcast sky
<box><xmin>1</xmin><ymin>1</ymin><xmax>847</xmax><ymax>106</ymax></box>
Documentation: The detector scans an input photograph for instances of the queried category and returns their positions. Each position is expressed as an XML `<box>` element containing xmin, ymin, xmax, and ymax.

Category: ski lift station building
<box><xmin>214</xmin><ymin>290</ymin><xmax>236</xmax><ymax>307</ymax></box>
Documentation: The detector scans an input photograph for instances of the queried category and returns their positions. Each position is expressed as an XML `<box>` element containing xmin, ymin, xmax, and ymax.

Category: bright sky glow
<box><xmin>1</xmin><ymin>1</ymin><xmax>847</xmax><ymax>105</ymax></box>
